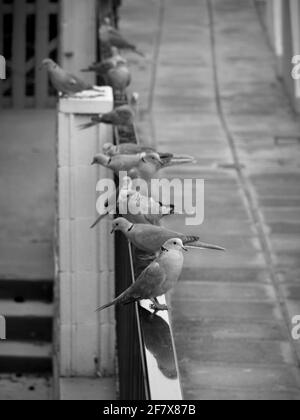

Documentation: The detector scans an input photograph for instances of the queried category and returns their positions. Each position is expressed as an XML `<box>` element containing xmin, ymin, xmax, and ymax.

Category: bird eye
<box><xmin>173</xmin><ymin>241</ymin><xmax>177</xmax><ymax>245</ymax></box>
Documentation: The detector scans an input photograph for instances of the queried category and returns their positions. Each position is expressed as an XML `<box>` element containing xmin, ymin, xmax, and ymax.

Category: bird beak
<box><xmin>110</xmin><ymin>228</ymin><xmax>115</xmax><ymax>234</ymax></box>
<box><xmin>91</xmin><ymin>158</ymin><xmax>97</xmax><ymax>165</ymax></box>
<box><xmin>183</xmin><ymin>246</ymin><xmax>189</xmax><ymax>252</ymax></box>
<box><xmin>186</xmin><ymin>243</ymin><xmax>226</xmax><ymax>252</ymax></box>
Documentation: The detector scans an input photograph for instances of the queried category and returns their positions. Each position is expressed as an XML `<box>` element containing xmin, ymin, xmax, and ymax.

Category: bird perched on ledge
<box><xmin>91</xmin><ymin>176</ymin><xmax>174</xmax><ymax>228</ymax></box>
<box><xmin>103</xmin><ymin>142</ymin><xmax>196</xmax><ymax>167</ymax></box>
<box><xmin>107</xmin><ymin>61</ymin><xmax>132</xmax><ymax>96</ymax></box>
<box><xmin>92</xmin><ymin>150</ymin><xmax>196</xmax><ymax>181</ymax></box>
<box><xmin>91</xmin><ymin>151</ymin><xmax>163</xmax><ymax>181</ymax></box>
<box><xmin>81</xmin><ymin>47</ymin><xmax>126</xmax><ymax>78</ymax></box>
<box><xmin>110</xmin><ymin>217</ymin><xmax>226</xmax><ymax>254</ymax></box>
<box><xmin>103</xmin><ymin>142</ymin><xmax>168</xmax><ymax>157</ymax></box>
<box><xmin>96</xmin><ymin>238</ymin><xmax>189</xmax><ymax>313</ymax></box>
<box><xmin>41</xmin><ymin>58</ymin><xmax>100</xmax><ymax>96</ymax></box>
<box><xmin>79</xmin><ymin>93</ymin><xmax>139</xmax><ymax>130</ymax></box>
<box><xmin>99</xmin><ymin>17</ymin><xmax>145</xmax><ymax>57</ymax></box>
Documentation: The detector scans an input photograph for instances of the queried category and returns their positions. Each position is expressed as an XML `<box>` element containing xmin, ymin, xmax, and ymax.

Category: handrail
<box><xmin>113</xmin><ymin>100</ymin><xmax>183</xmax><ymax>400</ymax></box>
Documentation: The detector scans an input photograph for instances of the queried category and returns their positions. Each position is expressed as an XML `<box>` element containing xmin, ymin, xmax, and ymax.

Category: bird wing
<box><xmin>132</xmin><ymin>224</ymin><xmax>169</xmax><ymax>252</ymax></box>
<box><xmin>128</xmin><ymin>261</ymin><xmax>166</xmax><ymax>300</ymax></box>
<box><xmin>108</xmin><ymin>28</ymin><xmax>135</xmax><ymax>50</ymax></box>
<box><xmin>115</xmin><ymin>107</ymin><xmax>133</xmax><ymax>123</ymax></box>
<box><xmin>67</xmin><ymin>73</ymin><xmax>91</xmax><ymax>90</ymax></box>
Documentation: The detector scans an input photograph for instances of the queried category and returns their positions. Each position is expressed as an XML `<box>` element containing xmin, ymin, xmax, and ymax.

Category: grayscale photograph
<box><xmin>0</xmin><ymin>0</ymin><xmax>300</xmax><ymax>404</ymax></box>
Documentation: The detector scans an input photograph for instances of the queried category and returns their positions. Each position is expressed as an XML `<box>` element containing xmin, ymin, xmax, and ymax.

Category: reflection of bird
<box><xmin>111</xmin><ymin>217</ymin><xmax>226</xmax><ymax>254</ymax></box>
<box><xmin>79</xmin><ymin>93</ymin><xmax>138</xmax><ymax>130</ymax></box>
<box><xmin>91</xmin><ymin>176</ymin><xmax>174</xmax><ymax>228</ymax></box>
<box><xmin>41</xmin><ymin>58</ymin><xmax>96</xmax><ymax>95</ymax></box>
<box><xmin>96</xmin><ymin>239</ymin><xmax>188</xmax><ymax>312</ymax></box>
<box><xmin>91</xmin><ymin>152</ymin><xmax>164</xmax><ymax>181</ymax></box>
<box><xmin>81</xmin><ymin>47</ymin><xmax>126</xmax><ymax>77</ymax></box>
<box><xmin>107</xmin><ymin>62</ymin><xmax>131</xmax><ymax>96</ymax></box>
<box><xmin>139</xmin><ymin>307</ymin><xmax>178</xmax><ymax>379</ymax></box>
<box><xmin>100</xmin><ymin>17</ymin><xmax>145</xmax><ymax>57</ymax></box>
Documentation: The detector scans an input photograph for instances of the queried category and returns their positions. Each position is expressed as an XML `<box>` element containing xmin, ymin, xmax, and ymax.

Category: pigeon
<box><xmin>110</xmin><ymin>217</ymin><xmax>226</xmax><ymax>254</ymax></box>
<box><xmin>92</xmin><ymin>150</ymin><xmax>195</xmax><ymax>181</ymax></box>
<box><xmin>107</xmin><ymin>61</ymin><xmax>131</xmax><ymax>95</ymax></box>
<box><xmin>91</xmin><ymin>152</ymin><xmax>164</xmax><ymax>181</ymax></box>
<box><xmin>103</xmin><ymin>142</ymin><xmax>173</xmax><ymax>160</ymax></box>
<box><xmin>91</xmin><ymin>176</ymin><xmax>174</xmax><ymax>228</ymax></box>
<box><xmin>102</xmin><ymin>142</ymin><xmax>196</xmax><ymax>165</ymax></box>
<box><xmin>41</xmin><ymin>58</ymin><xmax>99</xmax><ymax>96</ymax></box>
<box><xmin>79</xmin><ymin>93</ymin><xmax>138</xmax><ymax>130</ymax></box>
<box><xmin>99</xmin><ymin>17</ymin><xmax>145</xmax><ymax>57</ymax></box>
<box><xmin>81</xmin><ymin>47</ymin><xmax>126</xmax><ymax>77</ymax></box>
<box><xmin>96</xmin><ymin>238</ymin><xmax>189</xmax><ymax>313</ymax></box>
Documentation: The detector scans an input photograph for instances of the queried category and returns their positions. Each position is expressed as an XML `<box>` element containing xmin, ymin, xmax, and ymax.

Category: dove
<box><xmin>107</xmin><ymin>61</ymin><xmax>131</xmax><ymax>95</ymax></box>
<box><xmin>100</xmin><ymin>17</ymin><xmax>145</xmax><ymax>57</ymax></box>
<box><xmin>79</xmin><ymin>93</ymin><xmax>138</xmax><ymax>130</ymax></box>
<box><xmin>91</xmin><ymin>152</ymin><xmax>164</xmax><ymax>181</ymax></box>
<box><xmin>110</xmin><ymin>217</ymin><xmax>226</xmax><ymax>254</ymax></box>
<box><xmin>103</xmin><ymin>142</ymin><xmax>173</xmax><ymax>160</ymax></box>
<box><xmin>41</xmin><ymin>58</ymin><xmax>98</xmax><ymax>96</ymax></box>
<box><xmin>92</xmin><ymin>150</ymin><xmax>196</xmax><ymax>181</ymax></box>
<box><xmin>91</xmin><ymin>176</ymin><xmax>174</xmax><ymax>228</ymax></box>
<box><xmin>102</xmin><ymin>142</ymin><xmax>197</xmax><ymax>166</ymax></box>
<box><xmin>81</xmin><ymin>47</ymin><xmax>126</xmax><ymax>77</ymax></box>
<box><xmin>96</xmin><ymin>239</ymin><xmax>189</xmax><ymax>313</ymax></box>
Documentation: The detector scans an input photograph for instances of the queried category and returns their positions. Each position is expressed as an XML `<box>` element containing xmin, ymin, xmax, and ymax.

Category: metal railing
<box><xmin>113</xmin><ymin>99</ymin><xmax>183</xmax><ymax>400</ymax></box>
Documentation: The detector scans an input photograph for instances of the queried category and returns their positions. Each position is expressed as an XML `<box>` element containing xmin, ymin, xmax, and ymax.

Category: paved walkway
<box><xmin>121</xmin><ymin>0</ymin><xmax>300</xmax><ymax>400</ymax></box>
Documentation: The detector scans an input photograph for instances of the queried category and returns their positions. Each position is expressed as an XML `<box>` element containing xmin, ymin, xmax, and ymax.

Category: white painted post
<box><xmin>60</xmin><ymin>0</ymin><xmax>97</xmax><ymax>84</ymax></box>
<box><xmin>290</xmin><ymin>0</ymin><xmax>300</xmax><ymax>110</ymax></box>
<box><xmin>271</xmin><ymin>0</ymin><xmax>284</xmax><ymax>75</ymax></box>
<box><xmin>57</xmin><ymin>87</ymin><xmax>116</xmax><ymax>377</ymax></box>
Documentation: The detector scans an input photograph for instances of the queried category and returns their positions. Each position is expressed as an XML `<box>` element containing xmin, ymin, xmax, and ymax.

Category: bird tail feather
<box><xmin>188</xmin><ymin>240</ymin><xmax>226</xmax><ymax>252</ymax></box>
<box><xmin>90</xmin><ymin>213</ymin><xmax>108</xmax><ymax>229</ymax></box>
<box><xmin>96</xmin><ymin>297</ymin><xmax>121</xmax><ymax>312</ymax></box>
<box><xmin>133</xmin><ymin>47</ymin><xmax>145</xmax><ymax>58</ymax></box>
<box><xmin>164</xmin><ymin>157</ymin><xmax>196</xmax><ymax>168</ymax></box>
<box><xmin>79</xmin><ymin>117</ymin><xmax>102</xmax><ymax>131</ymax></box>
<box><xmin>96</xmin><ymin>290</ymin><xmax>134</xmax><ymax>312</ymax></box>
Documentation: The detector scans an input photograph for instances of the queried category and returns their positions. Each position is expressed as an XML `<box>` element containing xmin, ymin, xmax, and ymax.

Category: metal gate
<box><xmin>0</xmin><ymin>0</ymin><xmax>60</xmax><ymax>108</ymax></box>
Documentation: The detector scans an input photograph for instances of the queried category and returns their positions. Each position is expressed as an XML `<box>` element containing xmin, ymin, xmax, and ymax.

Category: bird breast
<box><xmin>159</xmin><ymin>251</ymin><xmax>184</xmax><ymax>293</ymax></box>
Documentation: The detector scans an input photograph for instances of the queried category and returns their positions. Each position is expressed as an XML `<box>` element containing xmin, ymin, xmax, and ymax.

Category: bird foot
<box><xmin>150</xmin><ymin>303</ymin><xmax>169</xmax><ymax>313</ymax></box>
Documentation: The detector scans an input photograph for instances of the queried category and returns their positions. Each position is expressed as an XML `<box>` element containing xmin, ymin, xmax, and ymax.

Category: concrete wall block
<box><xmin>70</xmin><ymin>166</ymin><xmax>98</xmax><ymax>218</ymax></box>
<box><xmin>58</xmin><ymin>167</ymin><xmax>71</xmax><ymax>219</ymax></box>
<box><xmin>58</xmin><ymin>219</ymin><xmax>72</xmax><ymax>273</ymax></box>
<box><xmin>58</xmin><ymin>112</ymin><xmax>70</xmax><ymax>168</ymax></box>
<box><xmin>71</xmin><ymin>272</ymin><xmax>100</xmax><ymax>324</ymax></box>
<box><xmin>70</xmin><ymin>219</ymin><xmax>98</xmax><ymax>273</ymax></box>
<box><xmin>60</xmin><ymin>273</ymin><xmax>72</xmax><ymax>325</ymax></box>
<box><xmin>57</xmin><ymin>89</ymin><xmax>115</xmax><ymax>377</ymax></box>
<box><xmin>60</xmin><ymin>324</ymin><xmax>73</xmax><ymax>377</ymax></box>
<box><xmin>72</xmin><ymin>322</ymin><xmax>100</xmax><ymax>376</ymax></box>
<box><xmin>99</xmin><ymin>323</ymin><xmax>116</xmax><ymax>376</ymax></box>
<box><xmin>71</xmin><ymin>119</ymin><xmax>99</xmax><ymax>167</ymax></box>
<box><xmin>98</xmin><ymin>270</ymin><xmax>112</xmax><ymax>325</ymax></box>
<box><xmin>98</xmin><ymin>124</ymin><xmax>114</xmax><ymax>150</ymax></box>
